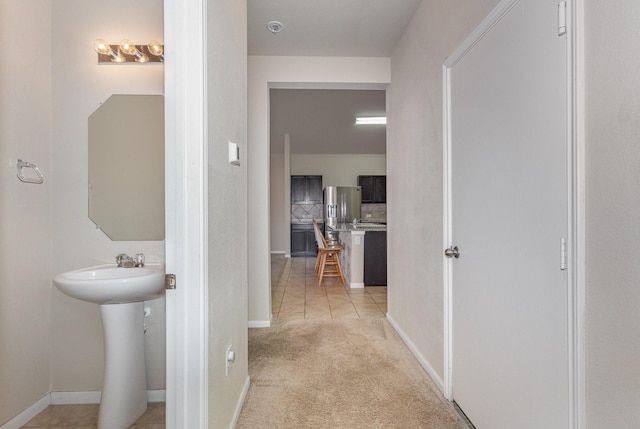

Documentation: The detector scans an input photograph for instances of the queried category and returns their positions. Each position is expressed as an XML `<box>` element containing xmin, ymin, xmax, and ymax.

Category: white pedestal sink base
<box><xmin>99</xmin><ymin>302</ymin><xmax>148</xmax><ymax>429</ymax></box>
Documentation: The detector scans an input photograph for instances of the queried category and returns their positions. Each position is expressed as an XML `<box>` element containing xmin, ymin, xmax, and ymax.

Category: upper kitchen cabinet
<box><xmin>358</xmin><ymin>175</ymin><xmax>386</xmax><ymax>203</ymax></box>
<box><xmin>291</xmin><ymin>175</ymin><xmax>323</xmax><ymax>204</ymax></box>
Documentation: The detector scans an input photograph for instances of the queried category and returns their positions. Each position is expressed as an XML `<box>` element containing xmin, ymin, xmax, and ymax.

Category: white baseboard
<box><xmin>386</xmin><ymin>314</ymin><xmax>445</xmax><ymax>394</ymax></box>
<box><xmin>50</xmin><ymin>389</ymin><xmax>166</xmax><ymax>404</ymax></box>
<box><xmin>0</xmin><ymin>394</ymin><xmax>50</xmax><ymax>429</ymax></box>
<box><xmin>1</xmin><ymin>389</ymin><xmax>167</xmax><ymax>429</ymax></box>
<box><xmin>51</xmin><ymin>391</ymin><xmax>101</xmax><ymax>404</ymax></box>
<box><xmin>270</xmin><ymin>250</ymin><xmax>286</xmax><ymax>254</ymax></box>
<box><xmin>350</xmin><ymin>282</ymin><xmax>364</xmax><ymax>289</ymax></box>
<box><xmin>147</xmin><ymin>389</ymin><xmax>167</xmax><ymax>402</ymax></box>
<box><xmin>249</xmin><ymin>313</ymin><xmax>273</xmax><ymax>328</ymax></box>
<box><xmin>229</xmin><ymin>376</ymin><xmax>250</xmax><ymax>429</ymax></box>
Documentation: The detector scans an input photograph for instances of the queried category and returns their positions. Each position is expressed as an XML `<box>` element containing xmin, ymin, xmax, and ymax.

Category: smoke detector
<box><xmin>266</xmin><ymin>21</ymin><xmax>284</xmax><ymax>34</ymax></box>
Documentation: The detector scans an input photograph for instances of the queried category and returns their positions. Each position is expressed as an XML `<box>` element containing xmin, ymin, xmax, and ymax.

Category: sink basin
<box><xmin>53</xmin><ymin>263</ymin><xmax>165</xmax><ymax>305</ymax></box>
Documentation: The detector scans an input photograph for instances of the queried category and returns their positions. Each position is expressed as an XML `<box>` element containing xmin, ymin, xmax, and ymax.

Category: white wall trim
<box><xmin>147</xmin><ymin>389</ymin><xmax>167</xmax><ymax>403</ymax></box>
<box><xmin>443</xmin><ymin>0</ymin><xmax>520</xmax><ymax>70</ymax></box>
<box><xmin>569</xmin><ymin>0</ymin><xmax>586</xmax><ymax>427</ymax></box>
<box><xmin>0</xmin><ymin>390</ymin><xmax>167</xmax><ymax>429</ymax></box>
<box><xmin>248</xmin><ymin>320</ymin><xmax>272</xmax><ymax>328</ymax></box>
<box><xmin>49</xmin><ymin>390</ymin><xmax>166</xmax><ymax>404</ymax></box>
<box><xmin>387</xmin><ymin>315</ymin><xmax>445</xmax><ymax>394</ymax></box>
<box><xmin>228</xmin><ymin>376</ymin><xmax>251</xmax><ymax>429</ymax></box>
<box><xmin>270</xmin><ymin>251</ymin><xmax>286</xmax><ymax>255</ymax></box>
<box><xmin>51</xmin><ymin>391</ymin><xmax>101</xmax><ymax>404</ymax></box>
<box><xmin>164</xmin><ymin>0</ymin><xmax>208</xmax><ymax>427</ymax></box>
<box><xmin>0</xmin><ymin>395</ymin><xmax>50</xmax><ymax>429</ymax></box>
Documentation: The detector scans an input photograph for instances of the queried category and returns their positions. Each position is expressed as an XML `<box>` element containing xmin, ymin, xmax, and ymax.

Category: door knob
<box><xmin>444</xmin><ymin>246</ymin><xmax>460</xmax><ymax>259</ymax></box>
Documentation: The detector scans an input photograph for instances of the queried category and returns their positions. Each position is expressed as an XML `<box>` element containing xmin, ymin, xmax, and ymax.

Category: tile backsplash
<box><xmin>361</xmin><ymin>203</ymin><xmax>387</xmax><ymax>222</ymax></box>
<box><xmin>291</xmin><ymin>204</ymin><xmax>323</xmax><ymax>221</ymax></box>
<box><xmin>291</xmin><ymin>203</ymin><xmax>386</xmax><ymax>223</ymax></box>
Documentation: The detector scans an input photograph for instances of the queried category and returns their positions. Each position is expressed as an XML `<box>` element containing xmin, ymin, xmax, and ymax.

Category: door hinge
<box><xmin>165</xmin><ymin>273</ymin><xmax>176</xmax><ymax>290</ymax></box>
<box><xmin>560</xmin><ymin>238</ymin><xmax>568</xmax><ymax>271</ymax></box>
<box><xmin>558</xmin><ymin>1</ymin><xmax>567</xmax><ymax>36</ymax></box>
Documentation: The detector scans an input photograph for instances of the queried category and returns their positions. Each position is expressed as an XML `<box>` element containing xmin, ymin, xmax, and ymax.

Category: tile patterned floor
<box><xmin>20</xmin><ymin>402</ymin><xmax>165</xmax><ymax>429</ymax></box>
<box><xmin>271</xmin><ymin>255</ymin><xmax>387</xmax><ymax>320</ymax></box>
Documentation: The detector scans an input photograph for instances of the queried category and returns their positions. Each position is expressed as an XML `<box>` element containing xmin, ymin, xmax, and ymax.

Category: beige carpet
<box><xmin>236</xmin><ymin>318</ymin><xmax>467</xmax><ymax>429</ymax></box>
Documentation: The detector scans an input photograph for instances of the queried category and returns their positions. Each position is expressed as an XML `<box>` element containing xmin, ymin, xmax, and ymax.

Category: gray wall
<box><xmin>0</xmin><ymin>1</ymin><xmax>52</xmax><ymax>424</ymax></box>
<box><xmin>387</xmin><ymin>0</ymin><xmax>499</xmax><ymax>382</ymax></box>
<box><xmin>270</xmin><ymin>153</ymin><xmax>287</xmax><ymax>253</ymax></box>
<box><xmin>206</xmin><ymin>0</ymin><xmax>249</xmax><ymax>427</ymax></box>
<box><xmin>585</xmin><ymin>0</ymin><xmax>640</xmax><ymax>426</ymax></box>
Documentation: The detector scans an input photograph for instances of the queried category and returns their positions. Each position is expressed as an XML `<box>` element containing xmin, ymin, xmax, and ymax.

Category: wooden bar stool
<box><xmin>313</xmin><ymin>221</ymin><xmax>346</xmax><ymax>286</ymax></box>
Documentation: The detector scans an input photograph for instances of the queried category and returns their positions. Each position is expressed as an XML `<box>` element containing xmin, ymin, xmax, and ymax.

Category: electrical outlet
<box><xmin>225</xmin><ymin>345</ymin><xmax>235</xmax><ymax>376</ymax></box>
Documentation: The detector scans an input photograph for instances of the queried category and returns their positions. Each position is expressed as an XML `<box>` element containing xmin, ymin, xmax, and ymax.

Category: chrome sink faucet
<box><xmin>116</xmin><ymin>253</ymin><xmax>145</xmax><ymax>268</ymax></box>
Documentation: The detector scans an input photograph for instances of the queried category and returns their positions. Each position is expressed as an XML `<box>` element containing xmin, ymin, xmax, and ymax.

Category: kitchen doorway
<box><xmin>267</xmin><ymin>85</ymin><xmax>388</xmax><ymax>321</ymax></box>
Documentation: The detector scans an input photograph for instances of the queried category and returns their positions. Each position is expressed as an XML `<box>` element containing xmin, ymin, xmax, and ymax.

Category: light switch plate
<box><xmin>228</xmin><ymin>141</ymin><xmax>240</xmax><ymax>166</ymax></box>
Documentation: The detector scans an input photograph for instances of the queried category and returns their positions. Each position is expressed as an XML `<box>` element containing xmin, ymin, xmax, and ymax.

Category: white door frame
<box><xmin>164</xmin><ymin>0</ymin><xmax>209</xmax><ymax>428</ymax></box>
<box><xmin>442</xmin><ymin>0</ymin><xmax>585</xmax><ymax>427</ymax></box>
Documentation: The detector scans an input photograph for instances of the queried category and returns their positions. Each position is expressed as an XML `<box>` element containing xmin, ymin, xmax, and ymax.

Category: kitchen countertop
<box><xmin>291</xmin><ymin>219</ymin><xmax>324</xmax><ymax>224</ymax></box>
<box><xmin>329</xmin><ymin>223</ymin><xmax>387</xmax><ymax>232</ymax></box>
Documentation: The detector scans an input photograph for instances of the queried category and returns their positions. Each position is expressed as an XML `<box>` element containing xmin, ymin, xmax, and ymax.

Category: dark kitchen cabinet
<box><xmin>291</xmin><ymin>223</ymin><xmax>324</xmax><ymax>257</ymax></box>
<box><xmin>291</xmin><ymin>175</ymin><xmax>323</xmax><ymax>204</ymax></box>
<box><xmin>358</xmin><ymin>175</ymin><xmax>386</xmax><ymax>203</ymax></box>
<box><xmin>364</xmin><ymin>231</ymin><xmax>387</xmax><ymax>286</ymax></box>
<box><xmin>291</xmin><ymin>177</ymin><xmax>307</xmax><ymax>204</ymax></box>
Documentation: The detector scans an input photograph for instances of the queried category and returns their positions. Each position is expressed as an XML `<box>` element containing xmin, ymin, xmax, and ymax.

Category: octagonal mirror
<box><xmin>88</xmin><ymin>94</ymin><xmax>165</xmax><ymax>241</ymax></box>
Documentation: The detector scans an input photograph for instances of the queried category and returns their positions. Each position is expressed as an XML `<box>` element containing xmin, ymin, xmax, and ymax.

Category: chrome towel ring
<box><xmin>16</xmin><ymin>159</ymin><xmax>44</xmax><ymax>184</ymax></box>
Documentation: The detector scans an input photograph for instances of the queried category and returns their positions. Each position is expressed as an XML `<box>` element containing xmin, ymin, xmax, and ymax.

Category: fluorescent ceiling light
<box><xmin>355</xmin><ymin>116</ymin><xmax>386</xmax><ymax>125</ymax></box>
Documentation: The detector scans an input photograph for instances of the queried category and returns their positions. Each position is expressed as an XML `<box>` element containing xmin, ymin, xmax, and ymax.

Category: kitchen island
<box><xmin>328</xmin><ymin>223</ymin><xmax>387</xmax><ymax>288</ymax></box>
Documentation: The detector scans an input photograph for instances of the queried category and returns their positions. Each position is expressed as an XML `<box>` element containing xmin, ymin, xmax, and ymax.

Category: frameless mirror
<box><xmin>88</xmin><ymin>94</ymin><xmax>165</xmax><ymax>241</ymax></box>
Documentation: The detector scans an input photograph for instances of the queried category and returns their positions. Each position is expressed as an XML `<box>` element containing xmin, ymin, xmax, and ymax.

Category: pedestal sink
<box><xmin>53</xmin><ymin>263</ymin><xmax>165</xmax><ymax>429</ymax></box>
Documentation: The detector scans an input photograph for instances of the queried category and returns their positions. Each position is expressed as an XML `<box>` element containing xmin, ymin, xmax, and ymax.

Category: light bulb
<box><xmin>147</xmin><ymin>41</ymin><xmax>163</xmax><ymax>56</ymax></box>
<box><xmin>119</xmin><ymin>39</ymin><xmax>137</xmax><ymax>55</ymax></box>
<box><xmin>136</xmin><ymin>53</ymin><xmax>149</xmax><ymax>63</ymax></box>
<box><xmin>93</xmin><ymin>39</ymin><xmax>113</xmax><ymax>55</ymax></box>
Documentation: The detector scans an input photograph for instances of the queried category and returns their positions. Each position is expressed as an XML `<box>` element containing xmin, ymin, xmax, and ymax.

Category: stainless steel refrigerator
<box><xmin>324</xmin><ymin>186</ymin><xmax>361</xmax><ymax>238</ymax></box>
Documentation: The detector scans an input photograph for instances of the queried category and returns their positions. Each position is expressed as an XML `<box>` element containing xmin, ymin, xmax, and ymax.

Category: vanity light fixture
<box><xmin>93</xmin><ymin>39</ymin><xmax>125</xmax><ymax>63</ymax></box>
<box><xmin>147</xmin><ymin>41</ymin><xmax>164</xmax><ymax>61</ymax></box>
<box><xmin>119</xmin><ymin>39</ymin><xmax>149</xmax><ymax>63</ymax></box>
<box><xmin>93</xmin><ymin>39</ymin><xmax>164</xmax><ymax>64</ymax></box>
<box><xmin>355</xmin><ymin>116</ymin><xmax>387</xmax><ymax>125</ymax></box>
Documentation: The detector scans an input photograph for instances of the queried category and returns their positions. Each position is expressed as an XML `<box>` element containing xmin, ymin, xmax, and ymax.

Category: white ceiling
<box><xmin>248</xmin><ymin>0</ymin><xmax>421</xmax><ymax>57</ymax></box>
<box><xmin>250</xmin><ymin>1</ymin><xmax>420</xmax><ymax>155</ymax></box>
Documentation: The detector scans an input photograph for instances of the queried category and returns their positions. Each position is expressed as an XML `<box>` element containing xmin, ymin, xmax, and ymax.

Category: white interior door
<box><xmin>165</xmin><ymin>0</ymin><xmax>208</xmax><ymax>427</ymax></box>
<box><xmin>446</xmin><ymin>1</ymin><xmax>570</xmax><ymax>427</ymax></box>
